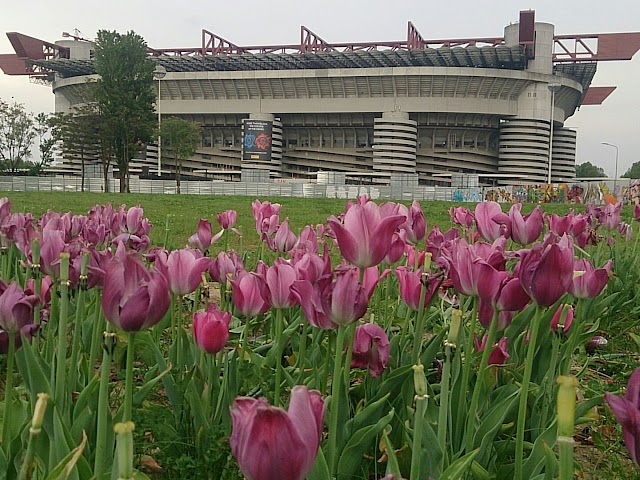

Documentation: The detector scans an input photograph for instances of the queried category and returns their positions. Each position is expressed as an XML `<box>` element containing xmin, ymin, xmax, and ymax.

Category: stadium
<box><xmin>2</xmin><ymin>10</ymin><xmax>640</xmax><ymax>187</ymax></box>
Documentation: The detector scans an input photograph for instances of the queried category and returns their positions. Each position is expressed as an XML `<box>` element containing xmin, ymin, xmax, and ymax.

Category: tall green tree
<box><xmin>622</xmin><ymin>161</ymin><xmax>640</xmax><ymax>179</ymax></box>
<box><xmin>94</xmin><ymin>30</ymin><xmax>156</xmax><ymax>193</ymax></box>
<box><xmin>0</xmin><ymin>98</ymin><xmax>37</xmax><ymax>173</ymax></box>
<box><xmin>161</xmin><ymin>117</ymin><xmax>201</xmax><ymax>194</ymax></box>
<box><xmin>31</xmin><ymin>113</ymin><xmax>59</xmax><ymax>176</ymax></box>
<box><xmin>575</xmin><ymin>161</ymin><xmax>606</xmax><ymax>178</ymax></box>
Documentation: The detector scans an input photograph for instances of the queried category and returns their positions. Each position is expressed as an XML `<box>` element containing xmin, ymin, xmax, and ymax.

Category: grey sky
<box><xmin>2</xmin><ymin>0</ymin><xmax>639</xmax><ymax>176</ymax></box>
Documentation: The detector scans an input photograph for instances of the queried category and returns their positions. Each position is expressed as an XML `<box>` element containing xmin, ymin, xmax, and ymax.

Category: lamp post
<box><xmin>153</xmin><ymin>64</ymin><xmax>167</xmax><ymax>176</ymax></box>
<box><xmin>602</xmin><ymin>142</ymin><xmax>619</xmax><ymax>196</ymax></box>
<box><xmin>547</xmin><ymin>83</ymin><xmax>562</xmax><ymax>184</ymax></box>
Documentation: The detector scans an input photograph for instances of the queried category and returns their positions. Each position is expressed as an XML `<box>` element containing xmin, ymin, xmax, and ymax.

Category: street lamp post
<box><xmin>602</xmin><ymin>142</ymin><xmax>619</xmax><ymax>196</ymax></box>
<box><xmin>547</xmin><ymin>83</ymin><xmax>562</xmax><ymax>184</ymax></box>
<box><xmin>153</xmin><ymin>65</ymin><xmax>167</xmax><ymax>176</ymax></box>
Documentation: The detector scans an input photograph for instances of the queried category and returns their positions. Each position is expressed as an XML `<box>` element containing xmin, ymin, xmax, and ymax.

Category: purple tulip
<box><xmin>272</xmin><ymin>219</ymin><xmax>298</xmax><ymax>253</ymax></box>
<box><xmin>101</xmin><ymin>249</ymin><xmax>170</xmax><ymax>332</ymax></box>
<box><xmin>319</xmin><ymin>266</ymin><xmax>369</xmax><ymax>326</ymax></box>
<box><xmin>296</xmin><ymin>225</ymin><xmax>319</xmax><ymax>254</ymax></box>
<box><xmin>209</xmin><ymin>251</ymin><xmax>244</xmax><ymax>284</ymax></box>
<box><xmin>506</xmin><ymin>204</ymin><xmax>543</xmax><ymax>246</ymax></box>
<box><xmin>290</xmin><ymin>279</ymin><xmax>339</xmax><ymax>330</ymax></box>
<box><xmin>350</xmin><ymin>323</ymin><xmax>390</xmax><ymax>378</ymax></box>
<box><xmin>550</xmin><ymin>304</ymin><xmax>574</xmax><ymax>334</ymax></box>
<box><xmin>0</xmin><ymin>197</ymin><xmax>11</xmax><ymax>225</ymax></box>
<box><xmin>40</xmin><ymin>228</ymin><xmax>66</xmax><ymax>278</ymax></box>
<box><xmin>230</xmin><ymin>271</ymin><xmax>270</xmax><ymax>318</ymax></box>
<box><xmin>475</xmin><ymin>201</ymin><xmax>505</xmax><ymax>242</ymax></box>
<box><xmin>398</xmin><ymin>201</ymin><xmax>427</xmax><ymax>245</ymax></box>
<box><xmin>396</xmin><ymin>267</ymin><xmax>440</xmax><ymax>311</ymax></box>
<box><xmin>605</xmin><ymin>368</ymin><xmax>640</xmax><ymax>465</ymax></box>
<box><xmin>619</xmin><ymin>222</ymin><xmax>633</xmax><ymax>242</ymax></box>
<box><xmin>362</xmin><ymin>266</ymin><xmax>391</xmax><ymax>301</ymax></box>
<box><xmin>252</xmin><ymin>200</ymin><xmax>282</xmax><ymax>237</ymax></box>
<box><xmin>193</xmin><ymin>303</ymin><xmax>231</xmax><ymax>354</ymax></box>
<box><xmin>477</xmin><ymin>263</ymin><xmax>530</xmax><ymax>313</ymax></box>
<box><xmin>602</xmin><ymin>202</ymin><xmax>622</xmax><ymax>230</ymax></box>
<box><xmin>384</xmin><ymin>233</ymin><xmax>406</xmax><ymax>265</ymax></box>
<box><xmin>634</xmin><ymin>204</ymin><xmax>640</xmax><ymax>222</ymax></box>
<box><xmin>0</xmin><ymin>282</ymin><xmax>39</xmax><ymax>333</ymax></box>
<box><xmin>0</xmin><ymin>324</ymin><xmax>39</xmax><ymax>354</ymax></box>
<box><xmin>475</xmin><ymin>334</ymin><xmax>510</xmax><ymax>365</ymax></box>
<box><xmin>548</xmin><ymin>212</ymin><xmax>574</xmax><ymax>236</ymax></box>
<box><xmin>166</xmin><ymin>248</ymin><xmax>211</xmax><ymax>296</ymax></box>
<box><xmin>264</xmin><ymin>262</ymin><xmax>298</xmax><ymax>309</ymax></box>
<box><xmin>230</xmin><ymin>385</ymin><xmax>325</xmax><ymax>480</ymax></box>
<box><xmin>445</xmin><ymin>239</ymin><xmax>486</xmax><ymax>297</ymax></box>
<box><xmin>328</xmin><ymin>200</ymin><xmax>406</xmax><ymax>269</ymax></box>
<box><xmin>292</xmin><ymin>252</ymin><xmax>327</xmax><ymax>285</ymax></box>
<box><xmin>569</xmin><ymin>258</ymin><xmax>613</xmax><ymax>299</ymax></box>
<box><xmin>519</xmin><ymin>235</ymin><xmax>574</xmax><ymax>307</ymax></box>
<box><xmin>478</xmin><ymin>300</ymin><xmax>513</xmax><ymax>331</ymax></box>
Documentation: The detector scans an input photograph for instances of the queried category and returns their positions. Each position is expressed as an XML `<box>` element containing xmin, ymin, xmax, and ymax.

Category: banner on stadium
<box><xmin>242</xmin><ymin>120</ymin><xmax>273</xmax><ymax>161</ymax></box>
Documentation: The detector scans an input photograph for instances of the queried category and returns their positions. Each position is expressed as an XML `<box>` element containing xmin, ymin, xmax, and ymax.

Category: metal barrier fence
<box><xmin>0</xmin><ymin>176</ymin><xmax>635</xmax><ymax>204</ymax></box>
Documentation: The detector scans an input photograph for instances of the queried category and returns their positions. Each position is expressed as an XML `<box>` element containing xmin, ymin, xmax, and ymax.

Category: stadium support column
<box><xmin>373</xmin><ymin>112</ymin><xmax>417</xmax><ymax>184</ymax></box>
<box><xmin>551</xmin><ymin>127</ymin><xmax>577</xmax><ymax>182</ymax></box>
<box><xmin>242</xmin><ymin>113</ymin><xmax>282</xmax><ymax>180</ymax></box>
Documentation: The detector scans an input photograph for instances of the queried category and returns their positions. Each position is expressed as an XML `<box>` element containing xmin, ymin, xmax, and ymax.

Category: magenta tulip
<box><xmin>296</xmin><ymin>225</ymin><xmax>319</xmax><ymax>254</ymax></box>
<box><xmin>230</xmin><ymin>385</ymin><xmax>325</xmax><ymax>480</ymax></box>
<box><xmin>475</xmin><ymin>201</ymin><xmax>504</xmax><ymax>242</ymax></box>
<box><xmin>0</xmin><ymin>324</ymin><xmax>39</xmax><ymax>355</ymax></box>
<box><xmin>477</xmin><ymin>263</ymin><xmax>530</xmax><ymax>313</ymax></box>
<box><xmin>619</xmin><ymin>222</ymin><xmax>633</xmax><ymax>242</ymax></box>
<box><xmin>319</xmin><ymin>266</ymin><xmax>369</xmax><ymax>326</ymax></box>
<box><xmin>506</xmin><ymin>204</ymin><xmax>543</xmax><ymax>245</ymax></box>
<box><xmin>398</xmin><ymin>201</ymin><xmax>427</xmax><ymax>245</ymax></box>
<box><xmin>519</xmin><ymin>235</ymin><xmax>574</xmax><ymax>307</ymax></box>
<box><xmin>193</xmin><ymin>303</ymin><xmax>231</xmax><ymax>354</ymax></box>
<box><xmin>384</xmin><ymin>233</ymin><xmax>406</xmax><ymax>265</ymax></box>
<box><xmin>548</xmin><ymin>212</ymin><xmax>574</xmax><ymax>236</ymax></box>
<box><xmin>230</xmin><ymin>271</ymin><xmax>270</xmax><ymax>317</ymax></box>
<box><xmin>290</xmin><ymin>279</ymin><xmax>339</xmax><ymax>330</ymax></box>
<box><xmin>166</xmin><ymin>248</ymin><xmax>211</xmax><ymax>296</ymax></box>
<box><xmin>328</xmin><ymin>200</ymin><xmax>405</xmax><ymax>269</ymax></box>
<box><xmin>605</xmin><ymin>368</ymin><xmax>640</xmax><ymax>465</ymax></box>
<box><xmin>252</xmin><ymin>200</ymin><xmax>282</xmax><ymax>236</ymax></box>
<box><xmin>478</xmin><ymin>300</ymin><xmax>513</xmax><ymax>331</ymax></box>
<box><xmin>476</xmin><ymin>334</ymin><xmax>510</xmax><ymax>365</ymax></box>
<box><xmin>449</xmin><ymin>206</ymin><xmax>475</xmax><ymax>228</ymax></box>
<box><xmin>101</xmin><ymin>250</ymin><xmax>170</xmax><ymax>332</ymax></box>
<box><xmin>569</xmin><ymin>258</ymin><xmax>612</xmax><ymax>299</ymax></box>
<box><xmin>40</xmin><ymin>229</ymin><xmax>66</xmax><ymax>278</ymax></box>
<box><xmin>189</xmin><ymin>219</ymin><xmax>218</xmax><ymax>252</ymax></box>
<box><xmin>634</xmin><ymin>204</ymin><xmax>640</xmax><ymax>222</ymax></box>
<box><xmin>272</xmin><ymin>219</ymin><xmax>298</xmax><ymax>253</ymax></box>
<box><xmin>396</xmin><ymin>267</ymin><xmax>440</xmax><ymax>311</ymax></box>
<box><xmin>292</xmin><ymin>252</ymin><xmax>327</xmax><ymax>285</ymax></box>
<box><xmin>0</xmin><ymin>282</ymin><xmax>39</xmax><ymax>333</ymax></box>
<box><xmin>445</xmin><ymin>239</ymin><xmax>486</xmax><ymax>297</ymax></box>
<box><xmin>603</xmin><ymin>202</ymin><xmax>622</xmax><ymax>230</ymax></box>
<box><xmin>350</xmin><ymin>323</ymin><xmax>390</xmax><ymax>378</ymax></box>
<box><xmin>209</xmin><ymin>251</ymin><xmax>244</xmax><ymax>284</ymax></box>
<box><xmin>264</xmin><ymin>262</ymin><xmax>298</xmax><ymax>309</ymax></box>
<box><xmin>217</xmin><ymin>209</ymin><xmax>238</xmax><ymax>230</ymax></box>
<box><xmin>550</xmin><ymin>304</ymin><xmax>574</xmax><ymax>334</ymax></box>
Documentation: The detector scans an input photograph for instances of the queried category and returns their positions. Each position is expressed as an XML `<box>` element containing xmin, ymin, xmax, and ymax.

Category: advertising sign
<box><xmin>242</xmin><ymin>120</ymin><xmax>273</xmax><ymax>161</ymax></box>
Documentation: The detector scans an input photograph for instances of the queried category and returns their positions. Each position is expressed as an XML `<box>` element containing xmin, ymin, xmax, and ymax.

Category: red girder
<box><xmin>553</xmin><ymin>33</ymin><xmax>640</xmax><ymax>62</ymax></box>
<box><xmin>0</xmin><ymin>32</ymin><xmax>69</xmax><ymax>76</ymax></box>
<box><xmin>300</xmin><ymin>26</ymin><xmax>334</xmax><ymax>53</ymax></box>
<box><xmin>201</xmin><ymin>29</ymin><xmax>244</xmax><ymax>55</ymax></box>
<box><xmin>407</xmin><ymin>21</ymin><xmax>425</xmax><ymax>49</ymax></box>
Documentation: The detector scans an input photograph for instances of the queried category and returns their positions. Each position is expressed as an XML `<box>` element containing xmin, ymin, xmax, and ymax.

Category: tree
<box><xmin>160</xmin><ymin>117</ymin><xmax>201</xmax><ymax>194</ymax></box>
<box><xmin>575</xmin><ymin>161</ymin><xmax>606</xmax><ymax>178</ymax></box>
<box><xmin>93</xmin><ymin>30</ymin><xmax>156</xmax><ymax>193</ymax></box>
<box><xmin>31</xmin><ymin>113</ymin><xmax>59</xmax><ymax>176</ymax></box>
<box><xmin>0</xmin><ymin>98</ymin><xmax>36</xmax><ymax>173</ymax></box>
<box><xmin>622</xmin><ymin>161</ymin><xmax>640</xmax><ymax>179</ymax></box>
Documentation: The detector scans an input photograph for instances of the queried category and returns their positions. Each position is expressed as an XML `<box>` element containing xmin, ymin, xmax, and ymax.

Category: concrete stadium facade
<box><xmin>4</xmin><ymin>11</ymin><xmax>639</xmax><ymax>186</ymax></box>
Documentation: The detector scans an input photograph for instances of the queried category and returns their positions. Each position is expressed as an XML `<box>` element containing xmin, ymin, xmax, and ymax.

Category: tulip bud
<box><xmin>114</xmin><ymin>421</ymin><xmax>135</xmax><ymax>480</ymax></box>
<box><xmin>556</xmin><ymin>375</ymin><xmax>578</xmax><ymax>438</ymax></box>
<box><xmin>423</xmin><ymin>252</ymin><xmax>432</xmax><ymax>272</ymax></box>
<box><xmin>31</xmin><ymin>393</ymin><xmax>49</xmax><ymax>433</ymax></box>
<box><xmin>448</xmin><ymin>309</ymin><xmax>462</xmax><ymax>345</ymax></box>
<box><xmin>412</xmin><ymin>363</ymin><xmax>427</xmax><ymax>398</ymax></box>
<box><xmin>31</xmin><ymin>237</ymin><xmax>40</xmax><ymax>271</ymax></box>
<box><xmin>550</xmin><ymin>304</ymin><xmax>574</xmax><ymax>335</ymax></box>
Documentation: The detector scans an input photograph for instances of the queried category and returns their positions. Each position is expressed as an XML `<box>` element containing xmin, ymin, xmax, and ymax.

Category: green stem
<box><xmin>437</xmin><ymin>342</ymin><xmax>453</xmax><ymax>471</ymax></box>
<box><xmin>465</xmin><ymin>310</ymin><xmax>499</xmax><ymax>453</ymax></box>
<box><xmin>327</xmin><ymin>326</ymin><xmax>347</xmax><ymax>476</ymax></box>
<box><xmin>514</xmin><ymin>305</ymin><xmax>543</xmax><ymax>480</ymax></box>
<box><xmin>539</xmin><ymin>334</ymin><xmax>561</xmax><ymax>437</ymax></box>
<box><xmin>89</xmin><ymin>304</ymin><xmax>106</xmax><ymax>375</ymax></box>
<box><xmin>410</xmin><ymin>394</ymin><xmax>428</xmax><ymax>480</ymax></box>
<box><xmin>68</xmin><ymin>284</ymin><xmax>88</xmax><ymax>393</ymax></box>
<box><xmin>1</xmin><ymin>333</ymin><xmax>16</xmax><ymax>444</ymax></box>
<box><xmin>123</xmin><ymin>332</ymin><xmax>136</xmax><ymax>422</ymax></box>
<box><xmin>296</xmin><ymin>322</ymin><xmax>308</xmax><ymax>384</ymax></box>
<box><xmin>411</xmin><ymin>276</ymin><xmax>429</xmax><ymax>365</ymax></box>
<box><xmin>54</xmin><ymin>254</ymin><xmax>71</xmax><ymax>415</ymax></box>
<box><xmin>399</xmin><ymin>305</ymin><xmax>414</xmax><ymax>365</ymax></box>
<box><xmin>454</xmin><ymin>297</ymin><xmax>478</xmax><ymax>446</ymax></box>
<box><xmin>343</xmin><ymin>323</ymin><xmax>355</xmax><ymax>386</ymax></box>
<box><xmin>558</xmin><ymin>437</ymin><xmax>574</xmax><ymax>480</ymax></box>
<box><xmin>95</xmin><ymin>328</ymin><xmax>114</xmax><ymax>478</ymax></box>
<box><xmin>176</xmin><ymin>296</ymin><xmax>184</xmax><ymax>372</ymax></box>
<box><xmin>273</xmin><ymin>309</ymin><xmax>284</xmax><ymax>407</ymax></box>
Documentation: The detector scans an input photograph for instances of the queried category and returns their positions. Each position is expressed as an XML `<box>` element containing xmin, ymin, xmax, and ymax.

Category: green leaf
<box><xmin>72</xmin><ymin>374</ymin><xmax>100</xmax><ymax>422</ymax></box>
<box><xmin>306</xmin><ymin>447</ymin><xmax>331</xmax><ymax>480</ymax></box>
<box><xmin>133</xmin><ymin>363</ymin><xmax>172</xmax><ymax>406</ymax></box>
<box><xmin>44</xmin><ymin>431</ymin><xmax>87</xmax><ymax>480</ymax></box>
<box><xmin>344</xmin><ymin>393</ymin><xmax>390</xmax><ymax>438</ymax></box>
<box><xmin>439</xmin><ymin>449</ymin><xmax>479</xmax><ymax>480</ymax></box>
<box><xmin>381</xmin><ymin>428</ymin><xmax>402</xmax><ymax>478</ymax></box>
<box><xmin>336</xmin><ymin>409</ymin><xmax>394</xmax><ymax>479</ymax></box>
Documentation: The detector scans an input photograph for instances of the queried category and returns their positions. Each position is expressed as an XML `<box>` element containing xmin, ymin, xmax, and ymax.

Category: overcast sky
<box><xmin>2</xmin><ymin>0</ymin><xmax>639</xmax><ymax>176</ymax></box>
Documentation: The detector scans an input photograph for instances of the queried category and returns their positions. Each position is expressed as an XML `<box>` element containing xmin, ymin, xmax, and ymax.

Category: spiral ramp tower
<box><xmin>372</xmin><ymin>112</ymin><xmax>417</xmax><ymax>175</ymax></box>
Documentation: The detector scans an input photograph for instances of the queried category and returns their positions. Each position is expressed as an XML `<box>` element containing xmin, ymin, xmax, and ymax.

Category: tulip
<box><xmin>550</xmin><ymin>304</ymin><xmax>574</xmax><ymax>334</ymax></box>
<box><xmin>619</xmin><ymin>222</ymin><xmax>633</xmax><ymax>242</ymax></box>
<box><xmin>604</xmin><ymin>367</ymin><xmax>640</xmax><ymax>465</ymax></box>
<box><xmin>519</xmin><ymin>235</ymin><xmax>574</xmax><ymax>307</ymax></box>
<box><xmin>586</xmin><ymin>335</ymin><xmax>608</xmax><ymax>352</ymax></box>
<box><xmin>602</xmin><ymin>202</ymin><xmax>622</xmax><ymax>230</ymax></box>
<box><xmin>217</xmin><ymin>209</ymin><xmax>238</xmax><ymax>231</ymax></box>
<box><xmin>230</xmin><ymin>271</ymin><xmax>270</xmax><ymax>318</ymax></box>
<box><xmin>478</xmin><ymin>299</ymin><xmax>514</xmax><ymax>331</ymax></box>
<box><xmin>101</xmin><ymin>250</ymin><xmax>170</xmax><ymax>332</ymax></box>
<box><xmin>188</xmin><ymin>219</ymin><xmax>220</xmax><ymax>252</ymax></box>
<box><xmin>230</xmin><ymin>385</ymin><xmax>325</xmax><ymax>480</ymax></box>
<box><xmin>319</xmin><ymin>266</ymin><xmax>369</xmax><ymax>326</ymax></box>
<box><xmin>0</xmin><ymin>197</ymin><xmax>10</xmax><ymax>225</ymax></box>
<box><xmin>166</xmin><ymin>248</ymin><xmax>211</xmax><ymax>296</ymax></box>
<box><xmin>39</xmin><ymin>229</ymin><xmax>66</xmax><ymax>278</ymax></box>
<box><xmin>444</xmin><ymin>239</ymin><xmax>486</xmax><ymax>297</ymax></box>
<box><xmin>475</xmin><ymin>201</ymin><xmax>504</xmax><ymax>242</ymax></box>
<box><xmin>209</xmin><ymin>251</ymin><xmax>243</xmax><ymax>284</ymax></box>
<box><xmin>449</xmin><ymin>206</ymin><xmax>475</xmax><ymax>228</ymax></box>
<box><xmin>292</xmin><ymin>251</ymin><xmax>327</xmax><ymax>285</ymax></box>
<box><xmin>350</xmin><ymin>323</ymin><xmax>390</xmax><ymax>378</ymax></box>
<box><xmin>0</xmin><ymin>324</ymin><xmax>39</xmax><ymax>354</ymax></box>
<box><xmin>398</xmin><ymin>201</ymin><xmax>427</xmax><ymax>245</ymax></box>
<box><xmin>296</xmin><ymin>225</ymin><xmax>319</xmax><ymax>254</ymax></box>
<box><xmin>384</xmin><ymin>233</ymin><xmax>405</xmax><ymax>265</ymax></box>
<box><xmin>264</xmin><ymin>263</ymin><xmax>298</xmax><ymax>309</ymax></box>
<box><xmin>396</xmin><ymin>267</ymin><xmax>440</xmax><ymax>311</ymax></box>
<box><xmin>477</xmin><ymin>263</ymin><xmax>530</xmax><ymax>313</ymax></box>
<box><xmin>475</xmin><ymin>334</ymin><xmax>510</xmax><ymax>365</ymax></box>
<box><xmin>272</xmin><ymin>219</ymin><xmax>298</xmax><ymax>253</ymax></box>
<box><xmin>569</xmin><ymin>258</ymin><xmax>612</xmax><ymax>299</ymax></box>
<box><xmin>506</xmin><ymin>204</ymin><xmax>543</xmax><ymax>245</ymax></box>
<box><xmin>362</xmin><ymin>266</ymin><xmax>391</xmax><ymax>301</ymax></box>
<box><xmin>193</xmin><ymin>303</ymin><xmax>231</xmax><ymax>354</ymax></box>
<box><xmin>634</xmin><ymin>204</ymin><xmax>640</xmax><ymax>222</ymax></box>
<box><xmin>291</xmin><ymin>279</ymin><xmax>339</xmax><ymax>330</ymax></box>
<box><xmin>0</xmin><ymin>282</ymin><xmax>39</xmax><ymax>334</ymax></box>
<box><xmin>548</xmin><ymin>212</ymin><xmax>574</xmax><ymax>236</ymax></box>
<box><xmin>328</xmin><ymin>201</ymin><xmax>405</xmax><ymax>269</ymax></box>
<box><xmin>252</xmin><ymin>200</ymin><xmax>281</xmax><ymax>236</ymax></box>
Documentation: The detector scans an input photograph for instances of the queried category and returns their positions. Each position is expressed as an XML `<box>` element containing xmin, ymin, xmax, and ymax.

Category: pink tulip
<box><xmin>252</xmin><ymin>200</ymin><xmax>281</xmax><ymax>236</ymax></box>
<box><xmin>230</xmin><ymin>271</ymin><xmax>270</xmax><ymax>317</ymax></box>
<box><xmin>569</xmin><ymin>258</ymin><xmax>612</xmax><ymax>299</ymax></box>
<box><xmin>272</xmin><ymin>219</ymin><xmax>298</xmax><ymax>253</ymax></box>
<box><xmin>477</xmin><ymin>263</ymin><xmax>530</xmax><ymax>313</ymax></box>
<box><xmin>362</xmin><ymin>266</ymin><xmax>391</xmax><ymax>301</ymax></box>
<box><xmin>101</xmin><ymin>249</ymin><xmax>170</xmax><ymax>332</ymax></box>
<box><xmin>478</xmin><ymin>300</ymin><xmax>513</xmax><ymax>331</ymax></box>
<box><xmin>396</xmin><ymin>267</ymin><xmax>440</xmax><ymax>311</ymax></box>
<box><xmin>634</xmin><ymin>204</ymin><xmax>640</xmax><ymax>222</ymax></box>
<box><xmin>506</xmin><ymin>204</ymin><xmax>543</xmax><ymax>246</ymax></box>
<box><xmin>264</xmin><ymin>262</ymin><xmax>298</xmax><ymax>309</ymax></box>
<box><xmin>40</xmin><ymin>229</ymin><xmax>66</xmax><ymax>278</ymax></box>
<box><xmin>548</xmin><ymin>212</ymin><xmax>574</xmax><ymax>236</ymax></box>
<box><xmin>292</xmin><ymin>252</ymin><xmax>328</xmax><ymax>285</ymax></box>
<box><xmin>449</xmin><ymin>206</ymin><xmax>475</xmax><ymax>228</ymax></box>
<box><xmin>290</xmin><ymin>279</ymin><xmax>339</xmax><ymax>330</ymax></box>
<box><xmin>0</xmin><ymin>324</ymin><xmax>39</xmax><ymax>355</ymax></box>
<box><xmin>296</xmin><ymin>225</ymin><xmax>319</xmax><ymax>254</ymax></box>
<box><xmin>519</xmin><ymin>235</ymin><xmax>574</xmax><ymax>307</ymax></box>
<box><xmin>384</xmin><ymin>233</ymin><xmax>406</xmax><ymax>264</ymax></box>
<box><xmin>0</xmin><ymin>197</ymin><xmax>10</xmax><ymax>225</ymax></box>
<box><xmin>189</xmin><ymin>219</ymin><xmax>220</xmax><ymax>252</ymax></box>
<box><xmin>209</xmin><ymin>251</ymin><xmax>244</xmax><ymax>284</ymax></box>
<box><xmin>193</xmin><ymin>303</ymin><xmax>231</xmax><ymax>354</ymax></box>
<box><xmin>230</xmin><ymin>385</ymin><xmax>325</xmax><ymax>480</ymax></box>
<box><xmin>0</xmin><ymin>282</ymin><xmax>39</xmax><ymax>333</ymax></box>
<box><xmin>166</xmin><ymin>248</ymin><xmax>211</xmax><ymax>296</ymax></box>
<box><xmin>350</xmin><ymin>323</ymin><xmax>390</xmax><ymax>378</ymax></box>
<box><xmin>328</xmin><ymin>201</ymin><xmax>405</xmax><ymax>269</ymax></box>
<box><xmin>475</xmin><ymin>334</ymin><xmax>510</xmax><ymax>365</ymax></box>
<box><xmin>217</xmin><ymin>210</ymin><xmax>238</xmax><ymax>230</ymax></box>
<box><xmin>550</xmin><ymin>304</ymin><xmax>574</xmax><ymax>334</ymax></box>
<box><xmin>445</xmin><ymin>239</ymin><xmax>486</xmax><ymax>297</ymax></box>
<box><xmin>398</xmin><ymin>201</ymin><xmax>427</xmax><ymax>245</ymax></box>
<box><xmin>602</xmin><ymin>202</ymin><xmax>622</xmax><ymax>230</ymax></box>
<box><xmin>319</xmin><ymin>266</ymin><xmax>369</xmax><ymax>326</ymax></box>
<box><xmin>605</xmin><ymin>367</ymin><xmax>640</xmax><ymax>465</ymax></box>
<box><xmin>619</xmin><ymin>222</ymin><xmax>633</xmax><ymax>242</ymax></box>
<box><xmin>475</xmin><ymin>201</ymin><xmax>505</xmax><ymax>242</ymax></box>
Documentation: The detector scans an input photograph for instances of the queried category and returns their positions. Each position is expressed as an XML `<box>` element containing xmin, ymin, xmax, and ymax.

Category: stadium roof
<box><xmin>29</xmin><ymin>44</ymin><xmax>528</xmax><ymax>78</ymax></box>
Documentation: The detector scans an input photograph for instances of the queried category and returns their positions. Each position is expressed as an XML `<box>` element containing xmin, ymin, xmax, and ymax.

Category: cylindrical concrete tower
<box><xmin>551</xmin><ymin>127</ymin><xmax>577</xmax><ymax>182</ymax></box>
<box><xmin>498</xmin><ymin>118</ymin><xmax>550</xmax><ymax>184</ymax></box>
<box><xmin>373</xmin><ymin>112</ymin><xmax>417</xmax><ymax>174</ymax></box>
